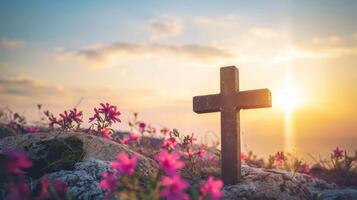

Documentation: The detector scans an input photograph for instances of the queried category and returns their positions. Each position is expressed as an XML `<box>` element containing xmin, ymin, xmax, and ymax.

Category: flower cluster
<box><xmin>45</xmin><ymin>108</ymin><xmax>83</xmax><ymax>130</ymax></box>
<box><xmin>88</xmin><ymin>103</ymin><xmax>121</xmax><ymax>140</ymax></box>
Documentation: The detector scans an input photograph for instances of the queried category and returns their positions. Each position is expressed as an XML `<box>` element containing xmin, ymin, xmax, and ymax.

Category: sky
<box><xmin>1</xmin><ymin>0</ymin><xmax>356</xmax><ymax>160</ymax></box>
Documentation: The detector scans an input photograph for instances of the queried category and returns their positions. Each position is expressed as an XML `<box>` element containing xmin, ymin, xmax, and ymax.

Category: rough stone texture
<box><xmin>0</xmin><ymin>131</ymin><xmax>158</xmax><ymax>177</ymax></box>
<box><xmin>223</xmin><ymin>165</ymin><xmax>357</xmax><ymax>200</ymax></box>
<box><xmin>46</xmin><ymin>159</ymin><xmax>114</xmax><ymax>200</ymax></box>
<box><xmin>26</xmin><ymin>136</ymin><xmax>85</xmax><ymax>178</ymax></box>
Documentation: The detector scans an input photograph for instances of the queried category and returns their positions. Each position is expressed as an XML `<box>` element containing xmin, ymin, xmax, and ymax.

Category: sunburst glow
<box><xmin>275</xmin><ymin>86</ymin><xmax>304</xmax><ymax>113</ymax></box>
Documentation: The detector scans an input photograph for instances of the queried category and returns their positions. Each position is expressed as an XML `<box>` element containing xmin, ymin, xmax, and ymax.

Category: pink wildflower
<box><xmin>53</xmin><ymin>180</ymin><xmax>67</xmax><ymax>198</ymax></box>
<box><xmin>89</xmin><ymin>108</ymin><xmax>100</xmax><ymax>122</ymax></box>
<box><xmin>184</xmin><ymin>149</ymin><xmax>195</xmax><ymax>158</ymax></box>
<box><xmin>333</xmin><ymin>147</ymin><xmax>344</xmax><ymax>158</ymax></box>
<box><xmin>300</xmin><ymin>163</ymin><xmax>310</xmax><ymax>174</ymax></box>
<box><xmin>100</xmin><ymin>128</ymin><xmax>113</xmax><ymax>140</ymax></box>
<box><xmin>59</xmin><ymin>110</ymin><xmax>70</xmax><ymax>122</ymax></box>
<box><xmin>70</xmin><ymin>108</ymin><xmax>83</xmax><ymax>123</ymax></box>
<box><xmin>5</xmin><ymin>180</ymin><xmax>30</xmax><ymax>200</ymax></box>
<box><xmin>5</xmin><ymin>149</ymin><xmax>32</xmax><ymax>174</ymax></box>
<box><xmin>188</xmin><ymin>133</ymin><xmax>197</xmax><ymax>146</ymax></box>
<box><xmin>48</xmin><ymin>115</ymin><xmax>57</xmax><ymax>127</ymax></box>
<box><xmin>274</xmin><ymin>151</ymin><xmax>286</xmax><ymax>165</ymax></box>
<box><xmin>119</xmin><ymin>136</ymin><xmax>129</xmax><ymax>145</ymax></box>
<box><xmin>39</xmin><ymin>177</ymin><xmax>50</xmax><ymax>199</ymax></box>
<box><xmin>199</xmin><ymin>176</ymin><xmax>224</xmax><ymax>200</ymax></box>
<box><xmin>161</xmin><ymin>137</ymin><xmax>177</xmax><ymax>150</ymax></box>
<box><xmin>196</xmin><ymin>148</ymin><xmax>206</xmax><ymax>159</ymax></box>
<box><xmin>98</xmin><ymin>172</ymin><xmax>117</xmax><ymax>199</ymax></box>
<box><xmin>25</xmin><ymin>126</ymin><xmax>39</xmax><ymax>134</ymax></box>
<box><xmin>110</xmin><ymin>153</ymin><xmax>139</xmax><ymax>176</ymax></box>
<box><xmin>160</xmin><ymin>175</ymin><xmax>189</xmax><ymax>200</ymax></box>
<box><xmin>155</xmin><ymin>150</ymin><xmax>184</xmax><ymax>175</ymax></box>
<box><xmin>107</xmin><ymin>105</ymin><xmax>121</xmax><ymax>123</ymax></box>
<box><xmin>129</xmin><ymin>132</ymin><xmax>140</xmax><ymax>144</ymax></box>
<box><xmin>139</xmin><ymin>121</ymin><xmax>146</xmax><ymax>133</ymax></box>
<box><xmin>240</xmin><ymin>152</ymin><xmax>247</xmax><ymax>161</ymax></box>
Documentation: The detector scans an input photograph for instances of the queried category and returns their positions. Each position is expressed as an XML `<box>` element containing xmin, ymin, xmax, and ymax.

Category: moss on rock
<box><xmin>25</xmin><ymin>136</ymin><xmax>85</xmax><ymax>178</ymax></box>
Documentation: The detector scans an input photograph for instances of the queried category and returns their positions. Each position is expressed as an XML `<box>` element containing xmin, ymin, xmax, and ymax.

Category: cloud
<box><xmin>0</xmin><ymin>75</ymin><xmax>63</xmax><ymax>96</ymax></box>
<box><xmin>250</xmin><ymin>27</ymin><xmax>280</xmax><ymax>39</ymax></box>
<box><xmin>0</xmin><ymin>37</ymin><xmax>27</xmax><ymax>48</ymax></box>
<box><xmin>0</xmin><ymin>75</ymin><xmax>160</xmax><ymax>110</ymax></box>
<box><xmin>149</xmin><ymin>17</ymin><xmax>183</xmax><ymax>40</ymax></box>
<box><xmin>312</xmin><ymin>35</ymin><xmax>343</xmax><ymax>45</ymax></box>
<box><xmin>57</xmin><ymin>42</ymin><xmax>235</xmax><ymax>69</ymax></box>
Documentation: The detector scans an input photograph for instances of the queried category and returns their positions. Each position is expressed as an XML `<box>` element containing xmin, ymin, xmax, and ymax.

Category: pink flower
<box><xmin>196</xmin><ymin>148</ymin><xmax>206</xmax><ymax>159</ymax></box>
<box><xmin>274</xmin><ymin>151</ymin><xmax>286</xmax><ymax>165</ymax></box>
<box><xmin>48</xmin><ymin>115</ymin><xmax>57</xmax><ymax>127</ymax></box>
<box><xmin>38</xmin><ymin>177</ymin><xmax>67</xmax><ymax>199</ymax></box>
<box><xmin>25</xmin><ymin>126</ymin><xmax>39</xmax><ymax>134</ymax></box>
<box><xmin>98</xmin><ymin>172</ymin><xmax>118</xmax><ymax>199</ymax></box>
<box><xmin>99</xmin><ymin>103</ymin><xmax>121</xmax><ymax>123</ymax></box>
<box><xmin>160</xmin><ymin>175</ymin><xmax>189</xmax><ymax>200</ymax></box>
<box><xmin>240</xmin><ymin>152</ymin><xmax>247</xmax><ymax>161</ymax></box>
<box><xmin>333</xmin><ymin>147</ymin><xmax>344</xmax><ymax>158</ymax></box>
<box><xmin>188</xmin><ymin>133</ymin><xmax>197</xmax><ymax>146</ymax></box>
<box><xmin>39</xmin><ymin>177</ymin><xmax>50</xmax><ymax>199</ymax></box>
<box><xmin>100</xmin><ymin>128</ymin><xmax>113</xmax><ymax>140</ymax></box>
<box><xmin>139</xmin><ymin>121</ymin><xmax>146</xmax><ymax>133</ymax></box>
<box><xmin>199</xmin><ymin>176</ymin><xmax>224</xmax><ymax>200</ymax></box>
<box><xmin>5</xmin><ymin>180</ymin><xmax>30</xmax><ymax>200</ymax></box>
<box><xmin>129</xmin><ymin>132</ymin><xmax>140</xmax><ymax>144</ymax></box>
<box><xmin>300</xmin><ymin>163</ymin><xmax>310</xmax><ymax>174</ymax></box>
<box><xmin>110</xmin><ymin>153</ymin><xmax>139</xmax><ymax>176</ymax></box>
<box><xmin>161</xmin><ymin>137</ymin><xmax>177</xmax><ymax>150</ymax></box>
<box><xmin>90</xmin><ymin>103</ymin><xmax>121</xmax><ymax>124</ymax></box>
<box><xmin>70</xmin><ymin>108</ymin><xmax>83</xmax><ymax>123</ymax></box>
<box><xmin>99</xmin><ymin>103</ymin><xmax>114</xmax><ymax>114</ymax></box>
<box><xmin>59</xmin><ymin>110</ymin><xmax>70</xmax><ymax>122</ymax></box>
<box><xmin>5</xmin><ymin>149</ymin><xmax>32</xmax><ymax>174</ymax></box>
<box><xmin>155</xmin><ymin>150</ymin><xmax>184</xmax><ymax>175</ymax></box>
<box><xmin>107</xmin><ymin>105</ymin><xmax>121</xmax><ymax>123</ymax></box>
<box><xmin>89</xmin><ymin>108</ymin><xmax>100</xmax><ymax>122</ymax></box>
<box><xmin>119</xmin><ymin>136</ymin><xmax>129</xmax><ymax>145</ymax></box>
<box><xmin>184</xmin><ymin>149</ymin><xmax>195</xmax><ymax>158</ymax></box>
<box><xmin>53</xmin><ymin>180</ymin><xmax>67</xmax><ymax>198</ymax></box>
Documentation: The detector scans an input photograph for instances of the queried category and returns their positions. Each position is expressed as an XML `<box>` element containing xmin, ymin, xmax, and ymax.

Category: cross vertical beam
<box><xmin>220</xmin><ymin>67</ymin><xmax>241</xmax><ymax>184</ymax></box>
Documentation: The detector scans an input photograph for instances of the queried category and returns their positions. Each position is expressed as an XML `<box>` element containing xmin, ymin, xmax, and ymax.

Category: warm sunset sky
<box><xmin>1</xmin><ymin>1</ymin><xmax>356</xmax><ymax>159</ymax></box>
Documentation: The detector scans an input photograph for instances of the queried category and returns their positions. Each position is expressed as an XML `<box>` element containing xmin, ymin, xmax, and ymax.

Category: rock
<box><xmin>0</xmin><ymin>131</ymin><xmax>158</xmax><ymax>177</ymax></box>
<box><xmin>45</xmin><ymin>159</ymin><xmax>114</xmax><ymax>200</ymax></box>
<box><xmin>25</xmin><ymin>136</ymin><xmax>85</xmax><ymax>179</ymax></box>
<box><xmin>223</xmin><ymin>165</ymin><xmax>357</xmax><ymax>200</ymax></box>
<box><xmin>223</xmin><ymin>165</ymin><xmax>312</xmax><ymax>200</ymax></box>
<box><xmin>314</xmin><ymin>188</ymin><xmax>357</xmax><ymax>200</ymax></box>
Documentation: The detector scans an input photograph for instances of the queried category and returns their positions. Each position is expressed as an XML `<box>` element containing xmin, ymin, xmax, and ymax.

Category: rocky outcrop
<box><xmin>223</xmin><ymin>165</ymin><xmax>357</xmax><ymax>200</ymax></box>
<box><xmin>0</xmin><ymin>131</ymin><xmax>158</xmax><ymax>177</ymax></box>
<box><xmin>45</xmin><ymin>160</ymin><xmax>113</xmax><ymax>200</ymax></box>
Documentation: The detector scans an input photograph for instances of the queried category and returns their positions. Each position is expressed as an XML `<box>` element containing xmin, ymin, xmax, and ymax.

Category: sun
<box><xmin>275</xmin><ymin>86</ymin><xmax>304</xmax><ymax>112</ymax></box>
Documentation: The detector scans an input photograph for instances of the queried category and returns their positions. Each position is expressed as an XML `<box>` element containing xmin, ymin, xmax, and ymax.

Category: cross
<box><xmin>193</xmin><ymin>66</ymin><xmax>272</xmax><ymax>185</ymax></box>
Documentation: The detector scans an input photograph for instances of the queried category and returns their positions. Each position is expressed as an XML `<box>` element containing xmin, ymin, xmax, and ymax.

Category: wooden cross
<box><xmin>193</xmin><ymin>66</ymin><xmax>272</xmax><ymax>185</ymax></box>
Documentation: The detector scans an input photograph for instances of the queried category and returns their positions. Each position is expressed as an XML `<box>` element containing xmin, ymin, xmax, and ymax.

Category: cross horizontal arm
<box><xmin>235</xmin><ymin>89</ymin><xmax>272</xmax><ymax>109</ymax></box>
<box><xmin>193</xmin><ymin>94</ymin><xmax>220</xmax><ymax>113</ymax></box>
